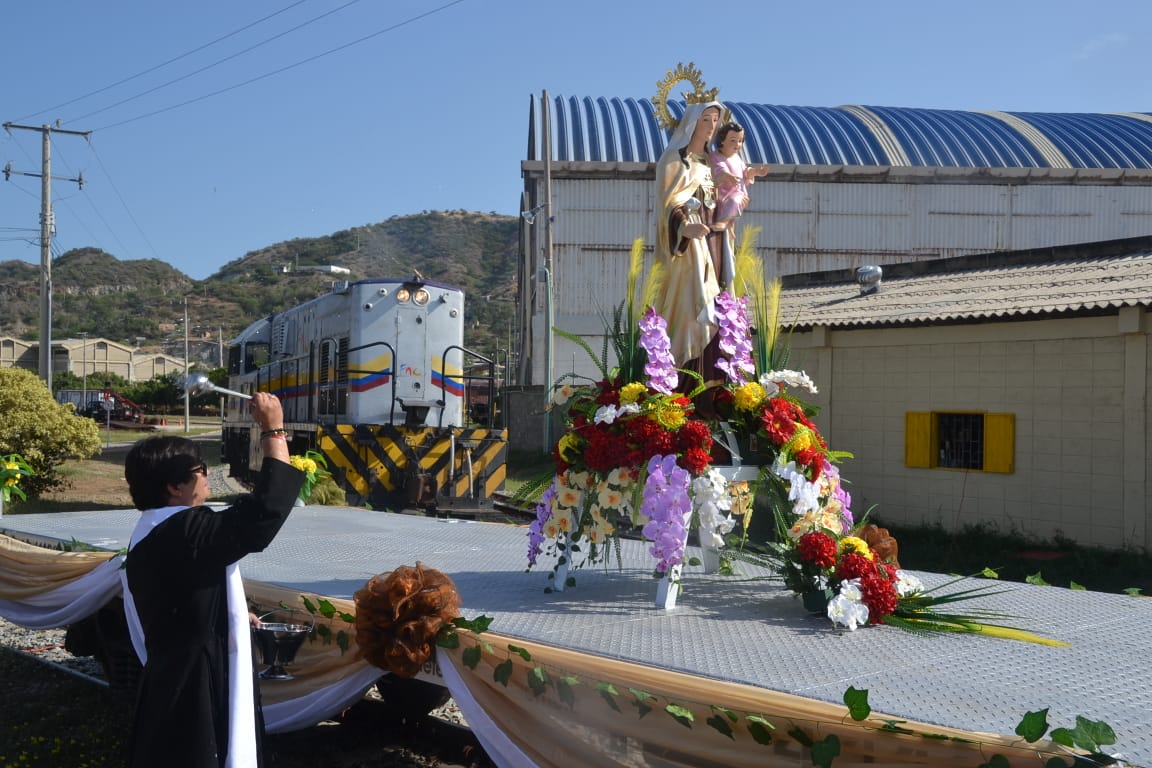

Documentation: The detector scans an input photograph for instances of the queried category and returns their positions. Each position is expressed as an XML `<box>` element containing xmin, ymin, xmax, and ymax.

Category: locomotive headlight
<box><xmin>412</xmin><ymin>288</ymin><xmax>430</xmax><ymax>306</ymax></box>
<box><xmin>395</xmin><ymin>288</ymin><xmax>411</xmax><ymax>303</ymax></box>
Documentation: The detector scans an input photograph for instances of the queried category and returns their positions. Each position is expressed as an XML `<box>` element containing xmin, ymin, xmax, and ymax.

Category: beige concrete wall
<box><xmin>788</xmin><ymin>312</ymin><xmax>1149</xmax><ymax>550</ymax></box>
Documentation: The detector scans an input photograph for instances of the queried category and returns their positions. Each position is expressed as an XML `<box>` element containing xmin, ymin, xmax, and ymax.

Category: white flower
<box><xmin>551</xmin><ymin>383</ymin><xmax>576</xmax><ymax>405</ymax></box>
<box><xmin>827</xmin><ymin>579</ymin><xmax>870</xmax><ymax>631</ymax></box>
<box><xmin>761</xmin><ymin>369</ymin><xmax>818</xmax><ymax>394</ymax></box>
<box><xmin>894</xmin><ymin>570</ymin><xmax>924</xmax><ymax>597</ymax></box>
<box><xmin>772</xmin><ymin>459</ymin><xmax>821</xmax><ymax>516</ymax></box>
<box><xmin>691</xmin><ymin>469</ymin><xmax>736</xmax><ymax>547</ymax></box>
<box><xmin>594</xmin><ymin>404</ymin><xmax>620</xmax><ymax>424</ymax></box>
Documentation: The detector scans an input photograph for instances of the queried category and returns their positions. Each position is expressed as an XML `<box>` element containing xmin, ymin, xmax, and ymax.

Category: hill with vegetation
<box><xmin>0</xmin><ymin>211</ymin><xmax>520</xmax><ymax>362</ymax></box>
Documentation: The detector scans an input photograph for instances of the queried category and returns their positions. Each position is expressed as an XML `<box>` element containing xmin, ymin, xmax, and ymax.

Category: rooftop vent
<box><xmin>856</xmin><ymin>266</ymin><xmax>882</xmax><ymax>295</ymax></box>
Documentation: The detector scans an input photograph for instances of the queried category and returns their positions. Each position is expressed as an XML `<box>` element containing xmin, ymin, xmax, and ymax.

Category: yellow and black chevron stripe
<box><xmin>317</xmin><ymin>424</ymin><xmax>507</xmax><ymax>509</ymax></box>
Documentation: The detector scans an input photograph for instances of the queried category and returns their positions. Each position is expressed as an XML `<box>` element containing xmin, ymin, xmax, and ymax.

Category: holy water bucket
<box><xmin>253</xmin><ymin>610</ymin><xmax>313</xmax><ymax>680</ymax></box>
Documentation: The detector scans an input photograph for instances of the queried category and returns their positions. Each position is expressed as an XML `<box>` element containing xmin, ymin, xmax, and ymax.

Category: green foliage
<box><xmin>0</xmin><ymin>367</ymin><xmax>102</xmax><ymax>498</ymax></box>
<box><xmin>122</xmin><ymin>372</ymin><xmax>184</xmax><ymax>411</ymax></box>
<box><xmin>306</xmin><ymin>475</ymin><xmax>347</xmax><ymax>505</ymax></box>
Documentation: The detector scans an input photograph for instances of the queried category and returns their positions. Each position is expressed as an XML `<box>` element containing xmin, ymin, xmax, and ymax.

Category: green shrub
<box><xmin>0</xmin><ymin>367</ymin><xmax>103</xmax><ymax>499</ymax></box>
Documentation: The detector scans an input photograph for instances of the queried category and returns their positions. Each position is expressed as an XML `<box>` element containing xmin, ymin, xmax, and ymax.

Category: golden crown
<box><xmin>653</xmin><ymin>62</ymin><xmax>721</xmax><ymax>131</ymax></box>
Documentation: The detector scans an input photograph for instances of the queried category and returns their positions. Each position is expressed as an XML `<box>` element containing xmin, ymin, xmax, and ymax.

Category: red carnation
<box><xmin>836</xmin><ymin>552</ymin><xmax>875</xmax><ymax>582</ymax></box>
<box><xmin>679</xmin><ymin>446</ymin><xmax>712</xmax><ymax>475</ymax></box>
<box><xmin>595</xmin><ymin>384</ymin><xmax>621</xmax><ymax>406</ymax></box>
<box><xmin>797</xmin><ymin>531</ymin><xmax>838</xmax><ymax>568</ymax></box>
<box><xmin>677</xmin><ymin>419</ymin><xmax>713</xmax><ymax>451</ymax></box>
<box><xmin>858</xmin><ymin>573</ymin><xmax>899</xmax><ymax>623</ymax></box>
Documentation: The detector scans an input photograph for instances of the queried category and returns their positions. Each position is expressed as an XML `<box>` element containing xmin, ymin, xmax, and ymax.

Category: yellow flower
<box><xmin>791</xmin><ymin>429</ymin><xmax>813</xmax><ymax>453</ymax></box>
<box><xmin>558</xmin><ymin>432</ymin><xmax>583</xmax><ymax>463</ymax></box>
<box><xmin>839</xmin><ymin>536</ymin><xmax>874</xmax><ymax>560</ymax></box>
<box><xmin>652</xmin><ymin>402</ymin><xmax>687</xmax><ymax>430</ymax></box>
<box><xmin>733</xmin><ymin>382</ymin><xmax>766</xmax><ymax>412</ymax></box>
<box><xmin>618</xmin><ymin>382</ymin><xmax>647</xmax><ymax>404</ymax></box>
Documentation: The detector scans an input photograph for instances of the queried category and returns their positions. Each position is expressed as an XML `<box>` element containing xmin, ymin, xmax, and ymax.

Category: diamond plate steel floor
<box><xmin>3</xmin><ymin>505</ymin><xmax>1149</xmax><ymax>764</ymax></box>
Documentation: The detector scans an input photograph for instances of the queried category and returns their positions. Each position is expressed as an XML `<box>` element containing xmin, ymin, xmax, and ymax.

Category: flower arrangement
<box><xmin>527</xmin><ymin>240</ymin><xmax>739</xmax><ymax>584</ymax></box>
<box><xmin>770</xmin><ymin>507</ymin><xmax>1067</xmax><ymax>644</ymax></box>
<box><xmin>289</xmin><ymin>450</ymin><xmax>331</xmax><ymax>503</ymax></box>
<box><xmin>0</xmin><ymin>452</ymin><xmax>34</xmax><ymax>509</ymax></box>
<box><xmin>528</xmin><ymin>308</ymin><xmax>735</xmax><ymax>581</ymax></box>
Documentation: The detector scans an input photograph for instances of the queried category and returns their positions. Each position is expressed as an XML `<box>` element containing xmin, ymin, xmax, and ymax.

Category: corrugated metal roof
<box><xmin>537</xmin><ymin>96</ymin><xmax>1152</xmax><ymax>170</ymax></box>
<box><xmin>777</xmin><ymin>249</ymin><xmax>1152</xmax><ymax>329</ymax></box>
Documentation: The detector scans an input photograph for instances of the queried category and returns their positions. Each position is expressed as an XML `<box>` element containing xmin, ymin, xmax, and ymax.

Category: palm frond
<box><xmin>642</xmin><ymin>245</ymin><xmax>665</xmax><ymax>317</ymax></box>
<box><xmin>625</xmin><ymin>237</ymin><xmax>645</xmax><ymax>328</ymax></box>
<box><xmin>732</xmin><ymin>228</ymin><xmax>791</xmax><ymax>373</ymax></box>
<box><xmin>509</xmin><ymin>472</ymin><xmax>556</xmax><ymax>506</ymax></box>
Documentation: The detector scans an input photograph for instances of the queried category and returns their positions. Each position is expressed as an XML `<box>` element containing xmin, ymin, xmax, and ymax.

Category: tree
<box><xmin>0</xmin><ymin>367</ymin><xmax>103</xmax><ymax>499</ymax></box>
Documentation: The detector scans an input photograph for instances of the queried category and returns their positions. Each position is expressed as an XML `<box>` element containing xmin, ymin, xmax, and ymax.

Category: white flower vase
<box><xmin>699</xmin><ymin>532</ymin><xmax>721</xmax><ymax>574</ymax></box>
<box><xmin>655</xmin><ymin>564</ymin><xmax>683</xmax><ymax>609</ymax></box>
<box><xmin>552</xmin><ymin>532</ymin><xmax>570</xmax><ymax>592</ymax></box>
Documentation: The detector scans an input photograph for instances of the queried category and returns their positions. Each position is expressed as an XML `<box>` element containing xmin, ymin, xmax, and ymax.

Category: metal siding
<box><xmin>815</xmin><ymin>183</ymin><xmax>911</xmax><ymax>251</ymax></box>
<box><xmin>917</xmin><ymin>185</ymin><xmax>1011</xmax><ymax>250</ymax></box>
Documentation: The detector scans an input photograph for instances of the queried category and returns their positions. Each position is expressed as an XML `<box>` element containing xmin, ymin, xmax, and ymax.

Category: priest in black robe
<box><xmin>122</xmin><ymin>392</ymin><xmax>304</xmax><ymax>768</ymax></box>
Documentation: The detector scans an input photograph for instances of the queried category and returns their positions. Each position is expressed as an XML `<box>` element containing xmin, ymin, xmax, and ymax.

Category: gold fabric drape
<box><xmin>0</xmin><ymin>533</ymin><xmax>117</xmax><ymax>599</ymax></box>
<box><xmin>439</xmin><ymin>631</ymin><xmax>1074</xmax><ymax>768</ymax></box>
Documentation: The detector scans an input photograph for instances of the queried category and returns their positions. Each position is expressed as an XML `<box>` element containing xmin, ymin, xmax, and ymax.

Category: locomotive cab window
<box><xmin>905</xmin><ymin>411</ymin><xmax>1014</xmax><ymax>473</ymax></box>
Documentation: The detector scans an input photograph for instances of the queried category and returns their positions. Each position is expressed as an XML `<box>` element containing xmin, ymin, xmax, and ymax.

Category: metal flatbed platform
<box><xmin>2</xmin><ymin>505</ymin><xmax>1149</xmax><ymax>764</ymax></box>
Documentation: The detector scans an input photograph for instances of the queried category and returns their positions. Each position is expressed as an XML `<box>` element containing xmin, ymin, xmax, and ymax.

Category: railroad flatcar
<box><xmin>220</xmin><ymin>276</ymin><xmax>506</xmax><ymax>514</ymax></box>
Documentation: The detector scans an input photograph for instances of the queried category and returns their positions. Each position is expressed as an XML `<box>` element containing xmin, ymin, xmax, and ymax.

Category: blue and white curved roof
<box><xmin>533</xmin><ymin>95</ymin><xmax>1152</xmax><ymax>170</ymax></box>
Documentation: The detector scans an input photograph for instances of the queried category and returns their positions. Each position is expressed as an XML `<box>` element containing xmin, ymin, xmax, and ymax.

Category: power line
<box><xmin>66</xmin><ymin>0</ymin><xmax>363</xmax><ymax>125</ymax></box>
<box><xmin>93</xmin><ymin>0</ymin><xmax>467</xmax><ymax>132</ymax></box>
<box><xmin>88</xmin><ymin>141</ymin><xmax>161</xmax><ymax>260</ymax></box>
<box><xmin>12</xmin><ymin>0</ymin><xmax>313</xmax><ymax>124</ymax></box>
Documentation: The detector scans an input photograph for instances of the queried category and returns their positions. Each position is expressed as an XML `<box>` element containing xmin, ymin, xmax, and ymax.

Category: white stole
<box><xmin>121</xmin><ymin>505</ymin><xmax>258</xmax><ymax>768</ymax></box>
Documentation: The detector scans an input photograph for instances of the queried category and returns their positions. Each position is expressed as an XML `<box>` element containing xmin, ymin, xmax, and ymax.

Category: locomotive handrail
<box><xmin>441</xmin><ymin>345</ymin><xmax>498</xmax><ymax>429</ymax></box>
<box><xmin>342</xmin><ymin>340</ymin><xmax>398</xmax><ymax>425</ymax></box>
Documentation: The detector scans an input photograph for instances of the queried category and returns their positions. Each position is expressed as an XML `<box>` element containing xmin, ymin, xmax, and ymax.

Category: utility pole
<box><xmin>184</xmin><ymin>297</ymin><xmax>191</xmax><ymax>434</ymax></box>
<box><xmin>3</xmin><ymin>122</ymin><xmax>91</xmax><ymax>391</ymax></box>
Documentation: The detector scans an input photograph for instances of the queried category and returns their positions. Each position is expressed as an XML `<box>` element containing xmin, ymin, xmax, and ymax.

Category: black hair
<box><xmin>714</xmin><ymin>121</ymin><xmax>745</xmax><ymax>151</ymax></box>
<box><xmin>124</xmin><ymin>436</ymin><xmax>203</xmax><ymax>510</ymax></box>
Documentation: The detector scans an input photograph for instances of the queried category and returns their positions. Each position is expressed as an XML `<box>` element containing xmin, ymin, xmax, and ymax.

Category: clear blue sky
<box><xmin>2</xmin><ymin>0</ymin><xmax>1149</xmax><ymax>280</ymax></box>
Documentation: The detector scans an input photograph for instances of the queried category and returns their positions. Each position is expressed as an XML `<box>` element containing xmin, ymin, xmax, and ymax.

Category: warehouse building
<box><xmin>515</xmin><ymin>95</ymin><xmax>1152</xmax><ymax>548</ymax></box>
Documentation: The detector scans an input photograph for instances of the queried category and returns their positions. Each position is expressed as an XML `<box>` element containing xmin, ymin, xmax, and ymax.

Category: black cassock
<box><xmin>125</xmin><ymin>459</ymin><xmax>303</xmax><ymax>768</ymax></box>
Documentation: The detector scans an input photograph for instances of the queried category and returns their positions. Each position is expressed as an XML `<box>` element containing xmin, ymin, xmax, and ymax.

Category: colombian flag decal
<box><xmin>432</xmin><ymin>356</ymin><xmax>464</xmax><ymax>397</ymax></box>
